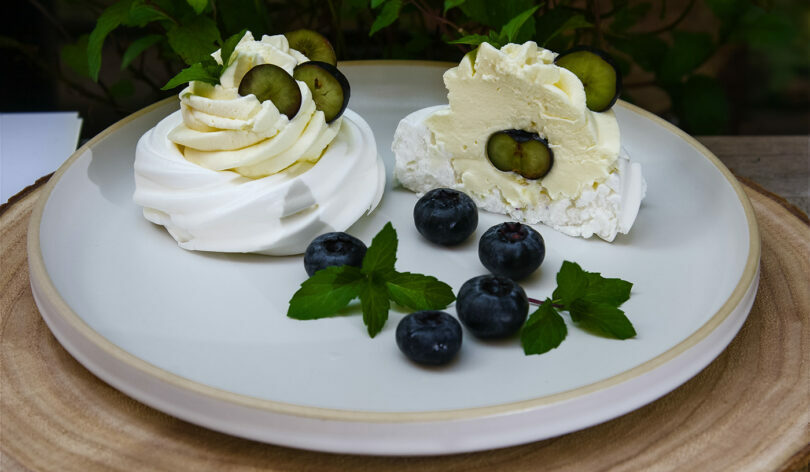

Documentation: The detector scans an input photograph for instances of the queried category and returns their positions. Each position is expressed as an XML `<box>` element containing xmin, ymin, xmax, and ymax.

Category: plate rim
<box><xmin>27</xmin><ymin>60</ymin><xmax>761</xmax><ymax>424</ymax></box>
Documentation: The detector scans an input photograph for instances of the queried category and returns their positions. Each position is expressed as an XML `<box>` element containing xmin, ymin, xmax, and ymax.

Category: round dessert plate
<box><xmin>28</xmin><ymin>62</ymin><xmax>759</xmax><ymax>456</ymax></box>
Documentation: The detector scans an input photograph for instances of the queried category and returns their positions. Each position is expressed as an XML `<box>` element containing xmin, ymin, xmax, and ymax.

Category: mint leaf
<box><xmin>521</xmin><ymin>299</ymin><xmax>568</xmax><ymax>355</ymax></box>
<box><xmin>125</xmin><ymin>3</ymin><xmax>172</xmax><ymax>27</ymax></box>
<box><xmin>61</xmin><ymin>35</ymin><xmax>91</xmax><ymax>78</ymax></box>
<box><xmin>361</xmin><ymin>278</ymin><xmax>390</xmax><ymax>337</ymax></box>
<box><xmin>361</xmin><ymin>222</ymin><xmax>397</xmax><ymax>275</ymax></box>
<box><xmin>444</xmin><ymin>0</ymin><xmax>467</xmax><ymax>13</ymax></box>
<box><xmin>582</xmin><ymin>272</ymin><xmax>632</xmax><ymax>307</ymax></box>
<box><xmin>552</xmin><ymin>261</ymin><xmax>588</xmax><ymax>306</ymax></box>
<box><xmin>167</xmin><ymin>15</ymin><xmax>221</xmax><ymax>65</ymax></box>
<box><xmin>369</xmin><ymin>0</ymin><xmax>402</xmax><ymax>36</ymax></box>
<box><xmin>500</xmin><ymin>5</ymin><xmax>540</xmax><ymax>43</ymax></box>
<box><xmin>186</xmin><ymin>0</ymin><xmax>208</xmax><ymax>14</ymax></box>
<box><xmin>386</xmin><ymin>272</ymin><xmax>455</xmax><ymax>311</ymax></box>
<box><xmin>569</xmin><ymin>299</ymin><xmax>636</xmax><ymax>339</ymax></box>
<box><xmin>220</xmin><ymin>29</ymin><xmax>247</xmax><ymax>68</ymax></box>
<box><xmin>121</xmin><ymin>34</ymin><xmax>162</xmax><ymax>70</ymax></box>
<box><xmin>87</xmin><ymin>0</ymin><xmax>134</xmax><ymax>81</ymax></box>
<box><xmin>448</xmin><ymin>34</ymin><xmax>491</xmax><ymax>46</ymax></box>
<box><xmin>287</xmin><ymin>266</ymin><xmax>365</xmax><ymax>320</ymax></box>
<box><xmin>162</xmin><ymin>61</ymin><xmax>219</xmax><ymax>89</ymax></box>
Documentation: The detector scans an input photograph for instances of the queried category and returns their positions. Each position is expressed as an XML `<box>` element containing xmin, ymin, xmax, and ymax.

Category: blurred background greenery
<box><xmin>2</xmin><ymin>0</ymin><xmax>808</xmax><ymax>139</ymax></box>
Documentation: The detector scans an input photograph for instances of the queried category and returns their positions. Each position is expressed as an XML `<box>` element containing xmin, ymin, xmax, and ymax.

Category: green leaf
<box><xmin>444</xmin><ymin>0</ymin><xmax>467</xmax><ymax>14</ymax></box>
<box><xmin>460</xmin><ymin>0</ymin><xmax>535</xmax><ymax>30</ymax></box>
<box><xmin>521</xmin><ymin>300</ymin><xmax>568</xmax><ymax>355</ymax></box>
<box><xmin>386</xmin><ymin>272</ymin><xmax>455</xmax><ymax>311</ymax></box>
<box><xmin>611</xmin><ymin>35</ymin><xmax>668</xmax><ymax>72</ymax></box>
<box><xmin>361</xmin><ymin>222</ymin><xmax>397</xmax><ymax>275</ymax></box>
<box><xmin>676</xmin><ymin>75</ymin><xmax>729</xmax><ymax>135</ymax></box>
<box><xmin>610</xmin><ymin>2</ymin><xmax>653</xmax><ymax>33</ymax></box>
<box><xmin>738</xmin><ymin>9</ymin><xmax>797</xmax><ymax>50</ymax></box>
<box><xmin>582</xmin><ymin>272</ymin><xmax>633</xmax><ymax>307</ymax></box>
<box><xmin>220</xmin><ymin>29</ymin><xmax>247</xmax><ymax>68</ymax></box>
<box><xmin>704</xmin><ymin>0</ymin><xmax>749</xmax><ymax>20</ymax></box>
<box><xmin>109</xmin><ymin>78</ymin><xmax>134</xmax><ymax>98</ymax></box>
<box><xmin>500</xmin><ymin>5</ymin><xmax>540</xmax><ymax>43</ymax></box>
<box><xmin>167</xmin><ymin>15</ymin><xmax>222</xmax><ymax>65</ymax></box>
<box><xmin>125</xmin><ymin>2</ymin><xmax>172</xmax><ymax>27</ymax></box>
<box><xmin>162</xmin><ymin>61</ymin><xmax>220</xmax><ymax>89</ymax></box>
<box><xmin>569</xmin><ymin>299</ymin><xmax>636</xmax><ymax>339</ymax></box>
<box><xmin>361</xmin><ymin>278</ymin><xmax>390</xmax><ymax>337</ymax></box>
<box><xmin>371</xmin><ymin>0</ymin><xmax>388</xmax><ymax>8</ymax></box>
<box><xmin>448</xmin><ymin>34</ymin><xmax>491</xmax><ymax>46</ymax></box>
<box><xmin>218</xmin><ymin>0</ymin><xmax>266</xmax><ymax>37</ymax></box>
<box><xmin>186</xmin><ymin>0</ymin><xmax>208</xmax><ymax>14</ymax></box>
<box><xmin>369</xmin><ymin>0</ymin><xmax>402</xmax><ymax>36</ymax></box>
<box><xmin>552</xmin><ymin>261</ymin><xmax>588</xmax><ymax>307</ymax></box>
<box><xmin>61</xmin><ymin>35</ymin><xmax>91</xmax><ymax>78</ymax></box>
<box><xmin>87</xmin><ymin>0</ymin><xmax>134</xmax><ymax>81</ymax></box>
<box><xmin>287</xmin><ymin>266</ymin><xmax>365</xmax><ymax>320</ymax></box>
<box><xmin>121</xmin><ymin>34</ymin><xmax>162</xmax><ymax>70</ymax></box>
<box><xmin>535</xmin><ymin>10</ymin><xmax>592</xmax><ymax>46</ymax></box>
<box><xmin>657</xmin><ymin>31</ymin><xmax>714</xmax><ymax>84</ymax></box>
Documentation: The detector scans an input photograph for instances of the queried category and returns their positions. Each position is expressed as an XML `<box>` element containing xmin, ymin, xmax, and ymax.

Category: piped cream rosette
<box><xmin>133</xmin><ymin>32</ymin><xmax>384</xmax><ymax>255</ymax></box>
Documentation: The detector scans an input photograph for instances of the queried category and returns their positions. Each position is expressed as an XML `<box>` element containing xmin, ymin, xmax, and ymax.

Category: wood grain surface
<box><xmin>1</xmin><ymin>182</ymin><xmax>808</xmax><ymax>472</ymax></box>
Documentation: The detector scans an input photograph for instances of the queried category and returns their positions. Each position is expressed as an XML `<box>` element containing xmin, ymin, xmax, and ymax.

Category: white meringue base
<box><xmin>393</xmin><ymin>106</ymin><xmax>646</xmax><ymax>241</ymax></box>
<box><xmin>134</xmin><ymin>109</ymin><xmax>384</xmax><ymax>255</ymax></box>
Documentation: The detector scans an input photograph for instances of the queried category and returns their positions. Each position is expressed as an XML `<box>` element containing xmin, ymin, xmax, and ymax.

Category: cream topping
<box><xmin>167</xmin><ymin>32</ymin><xmax>339</xmax><ymax>179</ymax></box>
<box><xmin>424</xmin><ymin>41</ymin><xmax>621</xmax><ymax>201</ymax></box>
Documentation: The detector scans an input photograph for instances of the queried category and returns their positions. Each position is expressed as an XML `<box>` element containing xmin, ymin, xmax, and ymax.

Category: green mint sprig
<box><xmin>448</xmin><ymin>5</ymin><xmax>539</xmax><ymax>49</ymax></box>
<box><xmin>521</xmin><ymin>261</ymin><xmax>636</xmax><ymax>355</ymax></box>
<box><xmin>287</xmin><ymin>223</ymin><xmax>456</xmax><ymax>338</ymax></box>
<box><xmin>161</xmin><ymin>29</ymin><xmax>246</xmax><ymax>90</ymax></box>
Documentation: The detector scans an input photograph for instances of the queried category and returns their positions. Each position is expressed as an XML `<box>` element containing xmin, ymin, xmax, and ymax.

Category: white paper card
<box><xmin>0</xmin><ymin>112</ymin><xmax>83</xmax><ymax>204</ymax></box>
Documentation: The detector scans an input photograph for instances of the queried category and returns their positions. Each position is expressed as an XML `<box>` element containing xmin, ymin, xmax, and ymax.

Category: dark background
<box><xmin>3</xmin><ymin>0</ymin><xmax>808</xmax><ymax>141</ymax></box>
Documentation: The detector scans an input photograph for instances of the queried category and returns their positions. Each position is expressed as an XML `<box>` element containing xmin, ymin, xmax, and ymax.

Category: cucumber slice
<box><xmin>293</xmin><ymin>61</ymin><xmax>350</xmax><ymax>123</ymax></box>
<box><xmin>486</xmin><ymin>130</ymin><xmax>554</xmax><ymax>180</ymax></box>
<box><xmin>284</xmin><ymin>29</ymin><xmax>337</xmax><ymax>66</ymax></box>
<box><xmin>555</xmin><ymin>46</ymin><xmax>622</xmax><ymax>112</ymax></box>
<box><xmin>238</xmin><ymin>64</ymin><xmax>302</xmax><ymax>119</ymax></box>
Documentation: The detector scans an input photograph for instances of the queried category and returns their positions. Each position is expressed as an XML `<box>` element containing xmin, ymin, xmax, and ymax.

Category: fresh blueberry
<box><xmin>456</xmin><ymin>275</ymin><xmax>529</xmax><ymax>339</ymax></box>
<box><xmin>396</xmin><ymin>311</ymin><xmax>462</xmax><ymax>366</ymax></box>
<box><xmin>478</xmin><ymin>222</ymin><xmax>545</xmax><ymax>281</ymax></box>
<box><xmin>303</xmin><ymin>232</ymin><xmax>367</xmax><ymax>276</ymax></box>
<box><xmin>413</xmin><ymin>188</ymin><xmax>478</xmax><ymax>246</ymax></box>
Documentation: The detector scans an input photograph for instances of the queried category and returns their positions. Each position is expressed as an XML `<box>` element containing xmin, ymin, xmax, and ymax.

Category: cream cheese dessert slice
<box><xmin>392</xmin><ymin>42</ymin><xmax>645</xmax><ymax>242</ymax></box>
<box><xmin>133</xmin><ymin>32</ymin><xmax>384</xmax><ymax>255</ymax></box>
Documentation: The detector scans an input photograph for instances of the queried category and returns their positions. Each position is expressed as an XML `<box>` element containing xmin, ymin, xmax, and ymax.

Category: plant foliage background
<box><xmin>3</xmin><ymin>0</ymin><xmax>808</xmax><ymax>138</ymax></box>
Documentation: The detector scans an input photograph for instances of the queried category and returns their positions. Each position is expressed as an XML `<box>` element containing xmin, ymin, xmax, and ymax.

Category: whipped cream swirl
<box><xmin>168</xmin><ymin>32</ymin><xmax>340</xmax><ymax>178</ymax></box>
<box><xmin>135</xmin><ymin>109</ymin><xmax>384</xmax><ymax>255</ymax></box>
<box><xmin>133</xmin><ymin>31</ymin><xmax>385</xmax><ymax>255</ymax></box>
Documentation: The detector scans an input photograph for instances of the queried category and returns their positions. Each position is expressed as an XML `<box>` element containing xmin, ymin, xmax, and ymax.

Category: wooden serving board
<box><xmin>1</xmin><ymin>179</ymin><xmax>808</xmax><ymax>472</ymax></box>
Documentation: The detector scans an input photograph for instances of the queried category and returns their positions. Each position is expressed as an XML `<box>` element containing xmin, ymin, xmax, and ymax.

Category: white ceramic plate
<box><xmin>28</xmin><ymin>62</ymin><xmax>760</xmax><ymax>456</ymax></box>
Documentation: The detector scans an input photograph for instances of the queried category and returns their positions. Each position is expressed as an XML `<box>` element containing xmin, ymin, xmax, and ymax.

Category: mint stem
<box><xmin>527</xmin><ymin>297</ymin><xmax>565</xmax><ymax>309</ymax></box>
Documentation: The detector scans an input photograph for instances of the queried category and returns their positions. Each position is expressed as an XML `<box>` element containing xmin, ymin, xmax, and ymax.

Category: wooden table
<box><xmin>698</xmin><ymin>136</ymin><xmax>809</xmax><ymax>217</ymax></box>
<box><xmin>1</xmin><ymin>136</ymin><xmax>808</xmax><ymax>471</ymax></box>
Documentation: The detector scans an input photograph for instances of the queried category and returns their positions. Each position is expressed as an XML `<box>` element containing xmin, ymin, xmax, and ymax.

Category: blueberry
<box><xmin>413</xmin><ymin>188</ymin><xmax>478</xmax><ymax>246</ymax></box>
<box><xmin>457</xmin><ymin>275</ymin><xmax>529</xmax><ymax>339</ymax></box>
<box><xmin>396</xmin><ymin>311</ymin><xmax>462</xmax><ymax>366</ymax></box>
<box><xmin>478</xmin><ymin>222</ymin><xmax>545</xmax><ymax>281</ymax></box>
<box><xmin>303</xmin><ymin>232</ymin><xmax>367</xmax><ymax>276</ymax></box>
